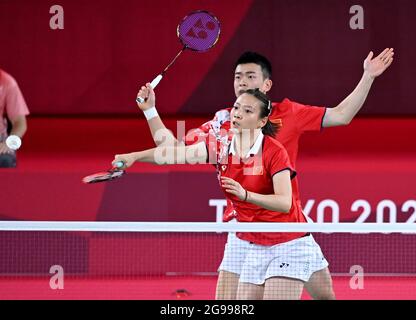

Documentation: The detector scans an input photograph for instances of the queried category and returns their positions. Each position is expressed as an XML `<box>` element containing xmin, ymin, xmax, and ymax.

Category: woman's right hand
<box><xmin>112</xmin><ymin>153</ymin><xmax>136</xmax><ymax>169</ymax></box>
<box><xmin>136</xmin><ymin>83</ymin><xmax>156</xmax><ymax>111</ymax></box>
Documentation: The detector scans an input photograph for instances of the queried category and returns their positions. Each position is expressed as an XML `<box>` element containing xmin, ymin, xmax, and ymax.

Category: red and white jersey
<box><xmin>185</xmin><ymin>99</ymin><xmax>326</xmax><ymax>222</ymax></box>
<box><xmin>0</xmin><ymin>69</ymin><xmax>30</xmax><ymax>137</ymax></box>
<box><xmin>207</xmin><ymin>131</ymin><xmax>307</xmax><ymax>245</ymax></box>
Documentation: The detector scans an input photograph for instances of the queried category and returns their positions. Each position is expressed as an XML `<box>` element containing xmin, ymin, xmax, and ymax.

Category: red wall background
<box><xmin>0</xmin><ymin>2</ymin><xmax>416</xmax><ymax>284</ymax></box>
<box><xmin>0</xmin><ymin>0</ymin><xmax>412</xmax><ymax>115</ymax></box>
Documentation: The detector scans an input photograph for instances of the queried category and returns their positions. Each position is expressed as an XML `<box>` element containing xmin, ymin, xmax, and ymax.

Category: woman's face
<box><xmin>230</xmin><ymin>93</ymin><xmax>267</xmax><ymax>134</ymax></box>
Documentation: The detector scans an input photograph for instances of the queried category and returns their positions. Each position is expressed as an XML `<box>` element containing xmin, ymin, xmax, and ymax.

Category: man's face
<box><xmin>234</xmin><ymin>63</ymin><xmax>271</xmax><ymax>97</ymax></box>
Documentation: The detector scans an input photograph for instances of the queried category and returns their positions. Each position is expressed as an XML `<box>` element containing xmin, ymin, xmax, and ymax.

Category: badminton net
<box><xmin>0</xmin><ymin>221</ymin><xmax>415</xmax><ymax>300</ymax></box>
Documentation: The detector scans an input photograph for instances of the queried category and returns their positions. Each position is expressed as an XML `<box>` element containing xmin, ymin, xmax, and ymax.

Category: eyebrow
<box><xmin>234</xmin><ymin>71</ymin><xmax>257</xmax><ymax>75</ymax></box>
<box><xmin>234</xmin><ymin>103</ymin><xmax>254</xmax><ymax>110</ymax></box>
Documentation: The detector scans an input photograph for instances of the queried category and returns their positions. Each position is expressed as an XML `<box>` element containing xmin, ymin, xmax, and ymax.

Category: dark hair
<box><xmin>235</xmin><ymin>51</ymin><xmax>272</xmax><ymax>80</ymax></box>
<box><xmin>243</xmin><ymin>88</ymin><xmax>277</xmax><ymax>137</ymax></box>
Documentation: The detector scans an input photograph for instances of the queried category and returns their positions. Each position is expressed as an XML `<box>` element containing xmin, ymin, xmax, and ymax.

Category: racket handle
<box><xmin>114</xmin><ymin>161</ymin><xmax>125</xmax><ymax>169</ymax></box>
<box><xmin>136</xmin><ymin>74</ymin><xmax>163</xmax><ymax>104</ymax></box>
<box><xmin>150</xmin><ymin>74</ymin><xmax>163</xmax><ymax>88</ymax></box>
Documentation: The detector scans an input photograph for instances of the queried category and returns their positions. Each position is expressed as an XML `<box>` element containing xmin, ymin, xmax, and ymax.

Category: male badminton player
<box><xmin>134</xmin><ymin>49</ymin><xmax>394</xmax><ymax>299</ymax></box>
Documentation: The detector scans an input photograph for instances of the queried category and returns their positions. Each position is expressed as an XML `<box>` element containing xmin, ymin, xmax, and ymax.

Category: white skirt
<box><xmin>219</xmin><ymin>232</ymin><xmax>329</xmax><ymax>285</ymax></box>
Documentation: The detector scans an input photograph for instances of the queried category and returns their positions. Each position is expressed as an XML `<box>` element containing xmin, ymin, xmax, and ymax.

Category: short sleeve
<box><xmin>184</xmin><ymin>108</ymin><xmax>231</xmax><ymax>146</ymax></box>
<box><xmin>184</xmin><ymin>122</ymin><xmax>211</xmax><ymax>146</ymax></box>
<box><xmin>266</xmin><ymin>139</ymin><xmax>296</xmax><ymax>179</ymax></box>
<box><xmin>291</xmin><ymin>100</ymin><xmax>326</xmax><ymax>133</ymax></box>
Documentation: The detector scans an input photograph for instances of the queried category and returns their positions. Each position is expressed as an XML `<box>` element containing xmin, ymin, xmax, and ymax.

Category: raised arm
<box><xmin>221</xmin><ymin>169</ymin><xmax>292</xmax><ymax>213</ymax></box>
<box><xmin>323</xmin><ymin>48</ymin><xmax>394</xmax><ymax>127</ymax></box>
<box><xmin>136</xmin><ymin>83</ymin><xmax>179</xmax><ymax>147</ymax></box>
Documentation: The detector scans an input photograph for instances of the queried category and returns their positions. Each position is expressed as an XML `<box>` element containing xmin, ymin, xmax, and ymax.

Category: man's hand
<box><xmin>136</xmin><ymin>83</ymin><xmax>156</xmax><ymax>111</ymax></box>
<box><xmin>364</xmin><ymin>48</ymin><xmax>394</xmax><ymax>79</ymax></box>
<box><xmin>0</xmin><ymin>142</ymin><xmax>13</xmax><ymax>155</ymax></box>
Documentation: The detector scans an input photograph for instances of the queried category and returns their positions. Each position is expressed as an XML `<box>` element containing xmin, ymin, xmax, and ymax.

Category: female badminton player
<box><xmin>112</xmin><ymin>88</ymin><xmax>331</xmax><ymax>300</ymax></box>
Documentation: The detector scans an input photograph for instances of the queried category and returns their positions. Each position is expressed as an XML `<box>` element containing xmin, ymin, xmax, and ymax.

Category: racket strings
<box><xmin>82</xmin><ymin>168</ymin><xmax>125</xmax><ymax>184</ymax></box>
<box><xmin>178</xmin><ymin>11</ymin><xmax>220</xmax><ymax>52</ymax></box>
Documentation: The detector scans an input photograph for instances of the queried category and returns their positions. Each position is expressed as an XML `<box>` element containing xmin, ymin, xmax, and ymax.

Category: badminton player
<box><xmin>113</xmin><ymin>89</ymin><xmax>332</xmax><ymax>299</ymax></box>
<box><xmin>134</xmin><ymin>49</ymin><xmax>394</xmax><ymax>299</ymax></box>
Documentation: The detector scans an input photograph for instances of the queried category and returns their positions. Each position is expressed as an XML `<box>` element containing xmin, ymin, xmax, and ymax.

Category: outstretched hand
<box><xmin>112</xmin><ymin>153</ymin><xmax>136</xmax><ymax>169</ymax></box>
<box><xmin>364</xmin><ymin>48</ymin><xmax>394</xmax><ymax>79</ymax></box>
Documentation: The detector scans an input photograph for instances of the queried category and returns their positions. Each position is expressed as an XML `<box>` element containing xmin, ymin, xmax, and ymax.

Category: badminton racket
<box><xmin>82</xmin><ymin>161</ymin><xmax>125</xmax><ymax>184</ymax></box>
<box><xmin>136</xmin><ymin>10</ymin><xmax>221</xmax><ymax>103</ymax></box>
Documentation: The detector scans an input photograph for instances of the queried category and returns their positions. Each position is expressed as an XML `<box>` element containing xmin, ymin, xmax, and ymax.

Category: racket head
<box><xmin>82</xmin><ymin>169</ymin><xmax>125</xmax><ymax>184</ymax></box>
<box><xmin>177</xmin><ymin>10</ymin><xmax>221</xmax><ymax>52</ymax></box>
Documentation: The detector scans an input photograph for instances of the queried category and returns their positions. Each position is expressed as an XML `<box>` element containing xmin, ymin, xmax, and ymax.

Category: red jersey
<box><xmin>205</xmin><ymin>131</ymin><xmax>307</xmax><ymax>245</ymax></box>
<box><xmin>185</xmin><ymin>99</ymin><xmax>326</xmax><ymax>222</ymax></box>
<box><xmin>0</xmin><ymin>69</ymin><xmax>30</xmax><ymax>137</ymax></box>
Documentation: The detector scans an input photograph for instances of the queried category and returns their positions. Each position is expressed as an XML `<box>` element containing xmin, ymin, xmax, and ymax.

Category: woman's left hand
<box><xmin>221</xmin><ymin>177</ymin><xmax>246</xmax><ymax>201</ymax></box>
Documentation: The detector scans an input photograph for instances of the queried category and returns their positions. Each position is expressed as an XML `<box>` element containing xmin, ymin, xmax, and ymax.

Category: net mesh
<box><xmin>0</xmin><ymin>222</ymin><xmax>415</xmax><ymax>300</ymax></box>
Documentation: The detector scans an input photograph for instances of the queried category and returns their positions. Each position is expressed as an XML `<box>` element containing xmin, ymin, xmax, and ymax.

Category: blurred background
<box><xmin>0</xmin><ymin>0</ymin><xmax>413</xmax><ymax>116</ymax></box>
<box><xmin>0</xmin><ymin>0</ymin><xmax>415</xmax><ymax>299</ymax></box>
<box><xmin>0</xmin><ymin>0</ymin><xmax>414</xmax><ymax>222</ymax></box>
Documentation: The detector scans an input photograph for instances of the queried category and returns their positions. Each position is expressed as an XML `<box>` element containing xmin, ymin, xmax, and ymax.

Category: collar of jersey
<box><xmin>229</xmin><ymin>131</ymin><xmax>264</xmax><ymax>158</ymax></box>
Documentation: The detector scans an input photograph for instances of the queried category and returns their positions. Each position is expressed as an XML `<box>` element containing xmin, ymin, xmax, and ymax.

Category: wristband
<box><xmin>5</xmin><ymin>135</ymin><xmax>22</xmax><ymax>151</ymax></box>
<box><xmin>143</xmin><ymin>107</ymin><xmax>159</xmax><ymax>121</ymax></box>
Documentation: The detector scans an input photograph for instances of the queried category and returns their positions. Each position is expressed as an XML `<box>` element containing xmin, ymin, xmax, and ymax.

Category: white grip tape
<box><xmin>136</xmin><ymin>74</ymin><xmax>163</xmax><ymax>104</ymax></box>
<box><xmin>150</xmin><ymin>74</ymin><xmax>163</xmax><ymax>88</ymax></box>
